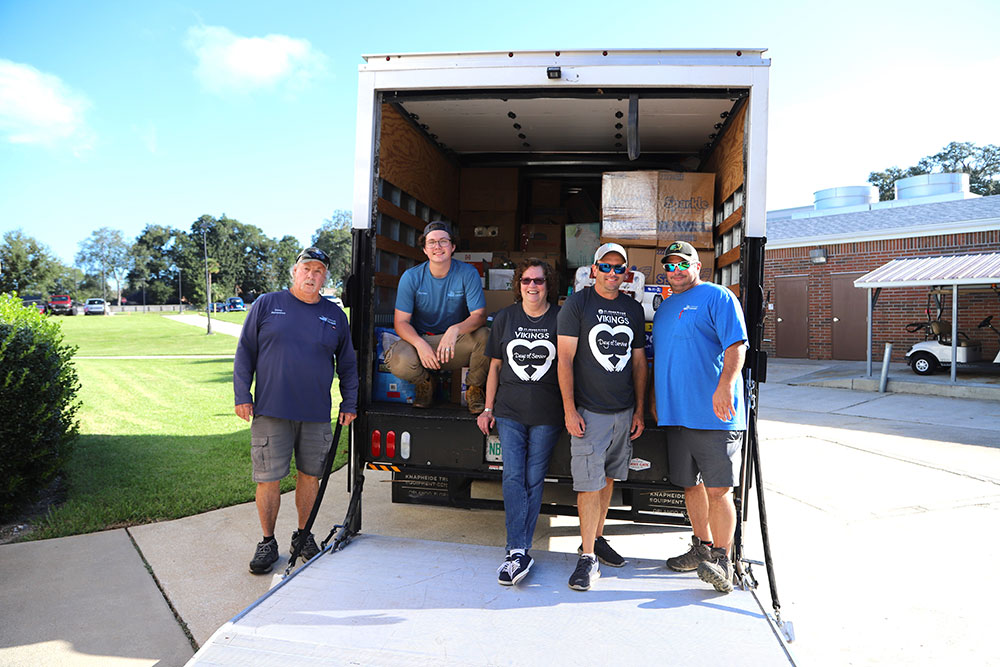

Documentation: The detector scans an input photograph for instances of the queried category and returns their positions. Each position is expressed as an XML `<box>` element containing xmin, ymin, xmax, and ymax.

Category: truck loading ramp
<box><xmin>188</xmin><ymin>534</ymin><xmax>794</xmax><ymax>666</ymax></box>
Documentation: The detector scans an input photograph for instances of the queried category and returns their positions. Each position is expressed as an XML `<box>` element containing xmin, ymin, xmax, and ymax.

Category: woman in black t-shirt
<box><xmin>477</xmin><ymin>258</ymin><xmax>563</xmax><ymax>586</ymax></box>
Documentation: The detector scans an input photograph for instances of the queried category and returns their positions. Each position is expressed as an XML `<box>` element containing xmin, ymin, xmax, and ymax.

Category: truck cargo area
<box><xmin>189</xmin><ymin>534</ymin><xmax>793</xmax><ymax>666</ymax></box>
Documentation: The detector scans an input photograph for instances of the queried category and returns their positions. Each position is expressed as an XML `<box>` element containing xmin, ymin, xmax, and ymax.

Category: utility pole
<box><xmin>201</xmin><ymin>223</ymin><xmax>212</xmax><ymax>335</ymax></box>
<box><xmin>177</xmin><ymin>267</ymin><xmax>182</xmax><ymax>313</ymax></box>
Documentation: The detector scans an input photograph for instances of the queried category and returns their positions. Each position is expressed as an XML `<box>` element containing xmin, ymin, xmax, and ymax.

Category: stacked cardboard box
<box><xmin>460</xmin><ymin>168</ymin><xmax>518</xmax><ymax>252</ymax></box>
<box><xmin>601</xmin><ymin>171</ymin><xmax>715</xmax><ymax>249</ymax></box>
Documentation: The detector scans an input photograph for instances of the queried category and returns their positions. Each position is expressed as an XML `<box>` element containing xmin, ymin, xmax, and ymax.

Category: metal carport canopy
<box><xmin>854</xmin><ymin>252</ymin><xmax>1000</xmax><ymax>381</ymax></box>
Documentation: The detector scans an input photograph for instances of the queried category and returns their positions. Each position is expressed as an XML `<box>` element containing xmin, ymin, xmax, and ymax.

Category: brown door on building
<box><xmin>831</xmin><ymin>272</ymin><xmax>867</xmax><ymax>360</ymax></box>
<box><xmin>775</xmin><ymin>275</ymin><xmax>808</xmax><ymax>358</ymax></box>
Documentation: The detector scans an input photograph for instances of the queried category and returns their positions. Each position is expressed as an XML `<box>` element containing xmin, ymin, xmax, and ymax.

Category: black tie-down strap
<box><xmin>285</xmin><ymin>415</ymin><xmax>344</xmax><ymax>576</ymax></box>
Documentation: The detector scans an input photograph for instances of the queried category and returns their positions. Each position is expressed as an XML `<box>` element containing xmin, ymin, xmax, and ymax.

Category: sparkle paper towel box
<box><xmin>656</xmin><ymin>171</ymin><xmax>715</xmax><ymax>248</ymax></box>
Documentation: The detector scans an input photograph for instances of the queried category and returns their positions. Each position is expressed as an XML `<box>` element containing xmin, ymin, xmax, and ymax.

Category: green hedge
<box><xmin>0</xmin><ymin>293</ymin><xmax>80</xmax><ymax>517</ymax></box>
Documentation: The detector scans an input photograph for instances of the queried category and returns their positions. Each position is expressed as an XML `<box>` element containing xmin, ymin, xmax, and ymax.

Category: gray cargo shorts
<box><xmin>250</xmin><ymin>415</ymin><xmax>333</xmax><ymax>482</ymax></box>
<box><xmin>570</xmin><ymin>407</ymin><xmax>634</xmax><ymax>492</ymax></box>
<box><xmin>666</xmin><ymin>426</ymin><xmax>743</xmax><ymax>488</ymax></box>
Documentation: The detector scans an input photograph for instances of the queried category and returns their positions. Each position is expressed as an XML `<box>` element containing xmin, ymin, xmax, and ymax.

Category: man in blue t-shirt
<box><xmin>385</xmin><ymin>221</ymin><xmax>489</xmax><ymax>413</ymax></box>
<box><xmin>234</xmin><ymin>247</ymin><xmax>358</xmax><ymax>575</ymax></box>
<box><xmin>651</xmin><ymin>240</ymin><xmax>748</xmax><ymax>594</ymax></box>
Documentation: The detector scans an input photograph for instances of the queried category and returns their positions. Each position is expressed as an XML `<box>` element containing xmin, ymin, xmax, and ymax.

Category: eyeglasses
<box><xmin>296</xmin><ymin>247</ymin><xmax>329</xmax><ymax>267</ymax></box>
<box><xmin>425</xmin><ymin>239</ymin><xmax>452</xmax><ymax>248</ymax></box>
<box><xmin>663</xmin><ymin>261</ymin><xmax>694</xmax><ymax>272</ymax></box>
<box><xmin>596</xmin><ymin>262</ymin><xmax>627</xmax><ymax>275</ymax></box>
<box><xmin>520</xmin><ymin>277</ymin><xmax>546</xmax><ymax>285</ymax></box>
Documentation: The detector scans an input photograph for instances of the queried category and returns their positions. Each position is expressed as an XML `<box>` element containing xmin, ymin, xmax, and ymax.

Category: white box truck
<box><xmin>189</xmin><ymin>49</ymin><xmax>791</xmax><ymax>666</ymax></box>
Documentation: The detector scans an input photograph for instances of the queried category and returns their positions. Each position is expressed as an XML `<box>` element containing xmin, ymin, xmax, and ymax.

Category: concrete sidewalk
<box><xmin>2</xmin><ymin>358</ymin><xmax>998</xmax><ymax>666</ymax></box>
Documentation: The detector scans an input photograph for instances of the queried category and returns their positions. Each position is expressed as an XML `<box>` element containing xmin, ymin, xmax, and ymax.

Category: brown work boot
<box><xmin>414</xmin><ymin>378</ymin><xmax>434</xmax><ymax>408</ymax></box>
<box><xmin>466</xmin><ymin>385</ymin><xmax>485</xmax><ymax>414</ymax></box>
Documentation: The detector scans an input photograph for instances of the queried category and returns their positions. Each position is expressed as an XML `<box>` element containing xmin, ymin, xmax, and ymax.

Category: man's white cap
<box><xmin>594</xmin><ymin>242</ymin><xmax>628</xmax><ymax>264</ymax></box>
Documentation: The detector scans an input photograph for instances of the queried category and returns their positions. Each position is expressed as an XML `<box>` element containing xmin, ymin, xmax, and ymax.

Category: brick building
<box><xmin>762</xmin><ymin>178</ymin><xmax>1000</xmax><ymax>362</ymax></box>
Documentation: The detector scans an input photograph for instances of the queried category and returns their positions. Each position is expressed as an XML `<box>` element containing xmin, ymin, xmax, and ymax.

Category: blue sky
<box><xmin>1</xmin><ymin>0</ymin><xmax>998</xmax><ymax>266</ymax></box>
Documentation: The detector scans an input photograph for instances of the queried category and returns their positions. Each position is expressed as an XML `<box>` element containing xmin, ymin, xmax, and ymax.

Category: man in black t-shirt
<box><xmin>557</xmin><ymin>242</ymin><xmax>647</xmax><ymax>591</ymax></box>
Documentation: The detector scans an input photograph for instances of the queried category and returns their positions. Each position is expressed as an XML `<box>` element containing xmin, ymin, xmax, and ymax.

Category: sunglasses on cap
<box><xmin>296</xmin><ymin>247</ymin><xmax>330</xmax><ymax>268</ymax></box>
<box><xmin>520</xmin><ymin>277</ymin><xmax>546</xmax><ymax>285</ymax></box>
<box><xmin>596</xmin><ymin>262</ymin><xmax>627</xmax><ymax>275</ymax></box>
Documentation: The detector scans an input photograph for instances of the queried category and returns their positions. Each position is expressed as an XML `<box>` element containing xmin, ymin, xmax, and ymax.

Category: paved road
<box><xmin>1</xmin><ymin>359</ymin><xmax>998</xmax><ymax>666</ymax></box>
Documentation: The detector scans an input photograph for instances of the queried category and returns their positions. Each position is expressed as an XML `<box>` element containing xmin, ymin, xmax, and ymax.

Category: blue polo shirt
<box><xmin>652</xmin><ymin>282</ymin><xmax>748</xmax><ymax>430</ymax></box>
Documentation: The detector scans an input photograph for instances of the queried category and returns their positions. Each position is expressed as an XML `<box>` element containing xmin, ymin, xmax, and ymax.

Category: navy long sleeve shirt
<box><xmin>233</xmin><ymin>290</ymin><xmax>358</xmax><ymax>421</ymax></box>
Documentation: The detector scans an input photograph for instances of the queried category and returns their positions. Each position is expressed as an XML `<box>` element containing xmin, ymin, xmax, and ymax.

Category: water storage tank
<box><xmin>894</xmin><ymin>172</ymin><xmax>969</xmax><ymax>199</ymax></box>
<box><xmin>813</xmin><ymin>185</ymin><xmax>878</xmax><ymax>210</ymax></box>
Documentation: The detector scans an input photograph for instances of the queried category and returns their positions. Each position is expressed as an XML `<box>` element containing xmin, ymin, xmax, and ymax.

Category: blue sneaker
<box><xmin>497</xmin><ymin>554</ymin><xmax>513</xmax><ymax>586</ymax></box>
<box><xmin>508</xmin><ymin>552</ymin><xmax>533</xmax><ymax>585</ymax></box>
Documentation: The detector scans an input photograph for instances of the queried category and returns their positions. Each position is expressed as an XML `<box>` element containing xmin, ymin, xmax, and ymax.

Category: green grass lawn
<box><xmin>196</xmin><ymin>310</ymin><xmax>249</xmax><ymax>324</ymax></box>
<box><xmin>28</xmin><ymin>312</ymin><xmax>351</xmax><ymax>540</ymax></box>
<box><xmin>58</xmin><ymin>312</ymin><xmax>239</xmax><ymax>356</ymax></box>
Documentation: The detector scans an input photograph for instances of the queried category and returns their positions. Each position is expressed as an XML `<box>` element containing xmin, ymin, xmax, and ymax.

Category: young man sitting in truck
<box><xmin>384</xmin><ymin>221</ymin><xmax>489</xmax><ymax>413</ymax></box>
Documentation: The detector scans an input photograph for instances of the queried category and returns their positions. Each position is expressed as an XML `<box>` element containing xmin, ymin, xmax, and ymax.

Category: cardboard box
<box><xmin>623</xmin><ymin>246</ymin><xmax>656</xmax><ymax>284</ymax></box>
<box><xmin>566</xmin><ymin>190</ymin><xmax>599</xmax><ymax>224</ymax></box>
<box><xmin>656</xmin><ymin>171</ymin><xmax>715</xmax><ymax>248</ymax></box>
<box><xmin>652</xmin><ymin>247</ymin><xmax>715</xmax><ymax>286</ymax></box>
<box><xmin>488</xmin><ymin>269</ymin><xmax>515</xmax><ymax>291</ymax></box>
<box><xmin>531</xmin><ymin>180</ymin><xmax>562</xmax><ymax>208</ymax></box>
<box><xmin>565</xmin><ymin>223</ymin><xmax>602</xmax><ymax>268</ymax></box>
<box><xmin>601</xmin><ymin>171</ymin><xmax>658</xmax><ymax>245</ymax></box>
<box><xmin>460</xmin><ymin>168</ymin><xmax>518</xmax><ymax>211</ymax></box>
<box><xmin>450</xmin><ymin>367</ymin><xmax>470</xmax><ymax>406</ymax></box>
<box><xmin>521</xmin><ymin>223</ymin><xmax>562</xmax><ymax>253</ymax></box>
<box><xmin>460</xmin><ymin>211</ymin><xmax>517</xmax><ymax>252</ymax></box>
<box><xmin>528</xmin><ymin>210</ymin><xmax>569</xmax><ymax>226</ymax></box>
<box><xmin>455</xmin><ymin>252</ymin><xmax>493</xmax><ymax>264</ymax></box>
<box><xmin>484</xmin><ymin>289</ymin><xmax>517</xmax><ymax>316</ymax></box>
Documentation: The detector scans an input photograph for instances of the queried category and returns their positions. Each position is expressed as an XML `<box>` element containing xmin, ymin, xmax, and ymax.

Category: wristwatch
<box><xmin>482</xmin><ymin>408</ymin><xmax>492</xmax><ymax>413</ymax></box>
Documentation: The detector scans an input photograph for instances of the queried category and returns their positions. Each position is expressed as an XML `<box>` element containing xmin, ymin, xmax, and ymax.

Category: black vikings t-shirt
<box><xmin>485</xmin><ymin>303</ymin><xmax>562</xmax><ymax>426</ymax></box>
<box><xmin>557</xmin><ymin>287</ymin><xmax>645</xmax><ymax>414</ymax></box>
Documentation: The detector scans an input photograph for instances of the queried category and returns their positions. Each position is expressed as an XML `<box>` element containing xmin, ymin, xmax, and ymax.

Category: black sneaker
<box><xmin>578</xmin><ymin>536</ymin><xmax>626</xmax><ymax>568</ymax></box>
<box><xmin>497</xmin><ymin>555</ymin><xmax>513</xmax><ymax>586</ymax></box>
<box><xmin>508</xmin><ymin>552</ymin><xmax>533</xmax><ymax>585</ymax></box>
<box><xmin>666</xmin><ymin>536</ymin><xmax>712</xmax><ymax>572</ymax></box>
<box><xmin>697</xmin><ymin>547</ymin><xmax>734</xmax><ymax>593</ymax></box>
<box><xmin>290</xmin><ymin>529</ymin><xmax>320</xmax><ymax>561</ymax></box>
<box><xmin>568</xmin><ymin>555</ymin><xmax>599</xmax><ymax>591</ymax></box>
<box><xmin>249</xmin><ymin>537</ymin><xmax>279</xmax><ymax>574</ymax></box>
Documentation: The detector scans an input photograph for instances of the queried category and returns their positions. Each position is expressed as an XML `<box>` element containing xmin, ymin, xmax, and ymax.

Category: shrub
<box><xmin>0</xmin><ymin>293</ymin><xmax>80</xmax><ymax>517</ymax></box>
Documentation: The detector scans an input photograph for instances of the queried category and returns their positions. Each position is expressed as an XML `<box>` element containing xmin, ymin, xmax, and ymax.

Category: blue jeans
<box><xmin>495</xmin><ymin>418</ymin><xmax>561</xmax><ymax>551</ymax></box>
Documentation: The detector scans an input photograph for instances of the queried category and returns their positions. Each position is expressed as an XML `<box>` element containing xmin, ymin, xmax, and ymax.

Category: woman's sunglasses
<box><xmin>596</xmin><ymin>262</ymin><xmax>627</xmax><ymax>275</ymax></box>
<box><xmin>520</xmin><ymin>277</ymin><xmax>546</xmax><ymax>285</ymax></box>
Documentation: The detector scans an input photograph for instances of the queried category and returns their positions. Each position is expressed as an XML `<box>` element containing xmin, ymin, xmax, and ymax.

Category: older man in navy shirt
<box><xmin>234</xmin><ymin>247</ymin><xmax>358</xmax><ymax>574</ymax></box>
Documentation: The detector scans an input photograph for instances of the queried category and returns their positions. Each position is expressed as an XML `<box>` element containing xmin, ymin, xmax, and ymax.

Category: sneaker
<box><xmin>414</xmin><ymin>378</ymin><xmax>434</xmax><ymax>408</ymax></box>
<box><xmin>697</xmin><ymin>547</ymin><xmax>734</xmax><ymax>593</ymax></box>
<box><xmin>666</xmin><ymin>536</ymin><xmax>712</xmax><ymax>572</ymax></box>
<box><xmin>568</xmin><ymin>555</ymin><xmax>600</xmax><ymax>591</ymax></box>
<box><xmin>508</xmin><ymin>552</ymin><xmax>534</xmax><ymax>585</ymax></box>
<box><xmin>290</xmin><ymin>529</ymin><xmax>320</xmax><ymax>561</ymax></box>
<box><xmin>249</xmin><ymin>537</ymin><xmax>279</xmax><ymax>574</ymax></box>
<box><xmin>465</xmin><ymin>385</ymin><xmax>486</xmax><ymax>414</ymax></box>
<box><xmin>497</xmin><ymin>555</ymin><xmax>513</xmax><ymax>586</ymax></box>
<box><xmin>578</xmin><ymin>536</ymin><xmax>626</xmax><ymax>568</ymax></box>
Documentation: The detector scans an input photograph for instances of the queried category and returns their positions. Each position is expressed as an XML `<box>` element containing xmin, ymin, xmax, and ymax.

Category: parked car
<box><xmin>225</xmin><ymin>297</ymin><xmax>246</xmax><ymax>311</ymax></box>
<box><xmin>47</xmin><ymin>294</ymin><xmax>74</xmax><ymax>315</ymax></box>
<box><xmin>206</xmin><ymin>302</ymin><xmax>227</xmax><ymax>313</ymax></box>
<box><xmin>322</xmin><ymin>295</ymin><xmax>344</xmax><ymax>309</ymax></box>
<box><xmin>84</xmin><ymin>298</ymin><xmax>106</xmax><ymax>315</ymax></box>
<box><xmin>21</xmin><ymin>295</ymin><xmax>46</xmax><ymax>314</ymax></box>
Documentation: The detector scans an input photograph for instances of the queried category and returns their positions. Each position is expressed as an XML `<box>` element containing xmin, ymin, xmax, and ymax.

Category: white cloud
<box><xmin>0</xmin><ymin>59</ymin><xmax>93</xmax><ymax>150</ymax></box>
<box><xmin>186</xmin><ymin>25</ymin><xmax>328</xmax><ymax>95</ymax></box>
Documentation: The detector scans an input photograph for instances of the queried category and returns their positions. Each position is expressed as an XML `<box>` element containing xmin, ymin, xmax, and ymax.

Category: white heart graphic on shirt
<box><xmin>588</xmin><ymin>323</ymin><xmax>633</xmax><ymax>372</ymax></box>
<box><xmin>506</xmin><ymin>338</ymin><xmax>556</xmax><ymax>382</ymax></box>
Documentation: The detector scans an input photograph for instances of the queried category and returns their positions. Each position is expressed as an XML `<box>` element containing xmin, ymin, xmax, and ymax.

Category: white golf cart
<box><xmin>905</xmin><ymin>315</ymin><xmax>1000</xmax><ymax>375</ymax></box>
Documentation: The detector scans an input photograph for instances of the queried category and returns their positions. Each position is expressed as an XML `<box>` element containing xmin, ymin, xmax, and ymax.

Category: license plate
<box><xmin>485</xmin><ymin>434</ymin><xmax>502</xmax><ymax>463</ymax></box>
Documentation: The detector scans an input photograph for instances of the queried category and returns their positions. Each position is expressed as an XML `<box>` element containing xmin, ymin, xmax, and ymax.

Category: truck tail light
<box><xmin>371</xmin><ymin>429</ymin><xmax>381</xmax><ymax>458</ymax></box>
<box><xmin>400</xmin><ymin>432</ymin><xmax>411</xmax><ymax>459</ymax></box>
<box><xmin>385</xmin><ymin>431</ymin><xmax>396</xmax><ymax>458</ymax></box>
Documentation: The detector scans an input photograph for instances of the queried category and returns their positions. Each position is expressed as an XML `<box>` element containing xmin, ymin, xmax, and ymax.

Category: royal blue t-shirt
<box><xmin>233</xmin><ymin>290</ymin><xmax>358</xmax><ymax>422</ymax></box>
<box><xmin>652</xmin><ymin>283</ymin><xmax>748</xmax><ymax>430</ymax></box>
<box><xmin>395</xmin><ymin>260</ymin><xmax>486</xmax><ymax>334</ymax></box>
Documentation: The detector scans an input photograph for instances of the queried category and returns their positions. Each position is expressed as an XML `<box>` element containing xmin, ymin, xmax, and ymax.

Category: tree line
<box><xmin>868</xmin><ymin>141</ymin><xmax>1000</xmax><ymax>201</ymax></box>
<box><xmin>0</xmin><ymin>211</ymin><xmax>352</xmax><ymax>306</ymax></box>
